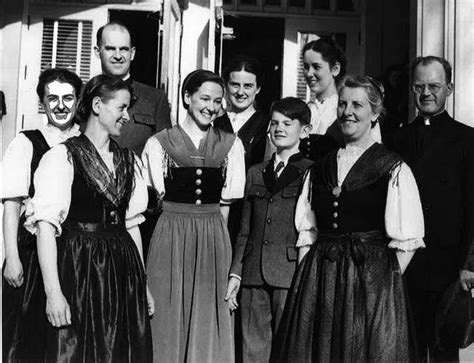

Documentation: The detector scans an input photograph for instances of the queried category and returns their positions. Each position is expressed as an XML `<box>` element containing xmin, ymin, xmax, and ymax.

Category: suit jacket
<box><xmin>214</xmin><ymin>110</ymin><xmax>269</xmax><ymax>169</ymax></box>
<box><xmin>115</xmin><ymin>79</ymin><xmax>171</xmax><ymax>155</ymax></box>
<box><xmin>388</xmin><ymin>111</ymin><xmax>474</xmax><ymax>291</ymax></box>
<box><xmin>230</xmin><ymin>153</ymin><xmax>313</xmax><ymax>288</ymax></box>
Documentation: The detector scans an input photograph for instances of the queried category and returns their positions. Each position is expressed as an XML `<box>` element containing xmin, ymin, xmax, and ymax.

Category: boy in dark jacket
<box><xmin>225</xmin><ymin>97</ymin><xmax>313</xmax><ymax>362</ymax></box>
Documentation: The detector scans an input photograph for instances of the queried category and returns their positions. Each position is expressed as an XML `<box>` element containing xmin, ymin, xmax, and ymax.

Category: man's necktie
<box><xmin>274</xmin><ymin>161</ymin><xmax>285</xmax><ymax>180</ymax></box>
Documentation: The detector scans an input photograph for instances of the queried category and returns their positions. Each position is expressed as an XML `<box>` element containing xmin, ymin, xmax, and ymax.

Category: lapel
<box><xmin>213</xmin><ymin>113</ymin><xmax>233</xmax><ymax>134</ymax></box>
<box><xmin>262</xmin><ymin>153</ymin><xmax>308</xmax><ymax>195</ymax></box>
<box><xmin>238</xmin><ymin>111</ymin><xmax>267</xmax><ymax>146</ymax></box>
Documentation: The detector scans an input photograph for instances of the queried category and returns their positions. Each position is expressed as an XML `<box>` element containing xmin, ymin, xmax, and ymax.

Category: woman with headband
<box><xmin>272</xmin><ymin>75</ymin><xmax>424</xmax><ymax>362</ymax></box>
<box><xmin>142</xmin><ymin>69</ymin><xmax>246</xmax><ymax>362</ymax></box>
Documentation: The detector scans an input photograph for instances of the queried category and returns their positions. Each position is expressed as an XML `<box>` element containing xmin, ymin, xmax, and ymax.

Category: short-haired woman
<box><xmin>2</xmin><ymin>68</ymin><xmax>82</xmax><ymax>362</ymax></box>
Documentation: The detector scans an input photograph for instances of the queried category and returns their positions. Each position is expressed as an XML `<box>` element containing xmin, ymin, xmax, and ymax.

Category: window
<box><xmin>40</xmin><ymin>19</ymin><xmax>93</xmax><ymax>83</ymax></box>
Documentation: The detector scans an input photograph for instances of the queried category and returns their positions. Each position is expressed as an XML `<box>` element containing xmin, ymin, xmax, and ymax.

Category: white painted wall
<box><xmin>416</xmin><ymin>0</ymin><xmax>474</xmax><ymax>127</ymax></box>
<box><xmin>179</xmin><ymin>0</ymin><xmax>213</xmax><ymax>123</ymax></box>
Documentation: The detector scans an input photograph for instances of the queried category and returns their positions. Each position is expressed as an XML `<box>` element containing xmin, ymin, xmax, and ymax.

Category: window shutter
<box><xmin>40</xmin><ymin>19</ymin><xmax>93</xmax><ymax>83</ymax></box>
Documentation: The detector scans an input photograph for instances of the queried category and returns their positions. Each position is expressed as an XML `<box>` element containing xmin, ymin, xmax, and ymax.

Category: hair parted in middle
<box><xmin>222</xmin><ymin>54</ymin><xmax>264</xmax><ymax>86</ymax></box>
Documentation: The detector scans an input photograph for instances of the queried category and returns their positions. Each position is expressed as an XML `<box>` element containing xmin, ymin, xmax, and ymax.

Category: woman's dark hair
<box><xmin>222</xmin><ymin>55</ymin><xmax>264</xmax><ymax>86</ymax></box>
<box><xmin>302</xmin><ymin>37</ymin><xmax>347</xmax><ymax>82</ymax></box>
<box><xmin>338</xmin><ymin>75</ymin><xmax>386</xmax><ymax>127</ymax></box>
<box><xmin>181</xmin><ymin>69</ymin><xmax>225</xmax><ymax>110</ymax></box>
<box><xmin>78</xmin><ymin>74</ymin><xmax>132</xmax><ymax>120</ymax></box>
<box><xmin>270</xmin><ymin>97</ymin><xmax>311</xmax><ymax>126</ymax></box>
<box><xmin>36</xmin><ymin>68</ymin><xmax>83</xmax><ymax>101</ymax></box>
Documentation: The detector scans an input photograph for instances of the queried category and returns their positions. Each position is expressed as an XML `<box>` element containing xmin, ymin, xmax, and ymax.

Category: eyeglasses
<box><xmin>411</xmin><ymin>83</ymin><xmax>445</xmax><ymax>94</ymax></box>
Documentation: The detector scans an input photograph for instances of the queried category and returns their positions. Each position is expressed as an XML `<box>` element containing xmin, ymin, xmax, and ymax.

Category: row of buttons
<box><xmin>195</xmin><ymin>169</ymin><xmax>202</xmax><ymax>205</ymax></box>
<box><xmin>332</xmin><ymin>192</ymin><xmax>340</xmax><ymax>230</ymax></box>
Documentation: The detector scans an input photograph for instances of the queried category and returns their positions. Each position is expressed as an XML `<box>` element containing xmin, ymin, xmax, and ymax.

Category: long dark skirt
<box><xmin>44</xmin><ymin>222</ymin><xmax>152</xmax><ymax>363</ymax></box>
<box><xmin>271</xmin><ymin>231</ymin><xmax>416</xmax><ymax>363</ymax></box>
<box><xmin>3</xmin><ymin>224</ymin><xmax>48</xmax><ymax>362</ymax></box>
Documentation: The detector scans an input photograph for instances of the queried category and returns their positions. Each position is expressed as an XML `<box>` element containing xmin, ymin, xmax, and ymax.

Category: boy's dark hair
<box><xmin>270</xmin><ymin>97</ymin><xmax>311</xmax><ymax>125</ymax></box>
<box><xmin>37</xmin><ymin>68</ymin><xmax>83</xmax><ymax>100</ymax></box>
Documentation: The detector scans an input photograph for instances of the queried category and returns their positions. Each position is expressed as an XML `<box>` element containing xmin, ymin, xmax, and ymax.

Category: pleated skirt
<box><xmin>44</xmin><ymin>222</ymin><xmax>152</xmax><ymax>363</ymax></box>
<box><xmin>147</xmin><ymin>201</ymin><xmax>234</xmax><ymax>363</ymax></box>
<box><xmin>271</xmin><ymin>231</ymin><xmax>416</xmax><ymax>363</ymax></box>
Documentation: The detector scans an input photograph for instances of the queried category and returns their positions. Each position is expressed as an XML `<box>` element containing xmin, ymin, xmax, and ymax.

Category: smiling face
<box><xmin>337</xmin><ymin>87</ymin><xmax>379</xmax><ymax>143</ymax></box>
<box><xmin>95</xmin><ymin>26</ymin><xmax>136</xmax><ymax>78</ymax></box>
<box><xmin>412</xmin><ymin>61</ymin><xmax>453</xmax><ymax>117</ymax></box>
<box><xmin>269</xmin><ymin>111</ymin><xmax>310</xmax><ymax>152</ymax></box>
<box><xmin>303</xmin><ymin>49</ymin><xmax>340</xmax><ymax>99</ymax></box>
<box><xmin>226</xmin><ymin>70</ymin><xmax>261</xmax><ymax>112</ymax></box>
<box><xmin>42</xmin><ymin>80</ymin><xmax>78</xmax><ymax>130</ymax></box>
<box><xmin>184</xmin><ymin>81</ymin><xmax>224</xmax><ymax>129</ymax></box>
<box><xmin>94</xmin><ymin>89</ymin><xmax>131</xmax><ymax>137</ymax></box>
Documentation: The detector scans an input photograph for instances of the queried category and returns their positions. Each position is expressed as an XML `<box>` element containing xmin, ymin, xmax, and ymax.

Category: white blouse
<box><xmin>141</xmin><ymin>135</ymin><xmax>246</xmax><ymax>204</ymax></box>
<box><xmin>24</xmin><ymin>142</ymin><xmax>148</xmax><ymax>237</ymax></box>
<box><xmin>308</xmin><ymin>94</ymin><xmax>339</xmax><ymax>135</ymax></box>
<box><xmin>2</xmin><ymin>123</ymin><xmax>81</xmax><ymax>201</ymax></box>
<box><xmin>295</xmin><ymin>142</ymin><xmax>425</xmax><ymax>251</ymax></box>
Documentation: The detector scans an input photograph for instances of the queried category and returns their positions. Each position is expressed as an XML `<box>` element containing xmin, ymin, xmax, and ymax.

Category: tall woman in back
<box><xmin>2</xmin><ymin>68</ymin><xmax>82</xmax><ymax>362</ymax></box>
<box><xmin>272</xmin><ymin>75</ymin><xmax>424</xmax><ymax>362</ymax></box>
<box><xmin>25</xmin><ymin>75</ymin><xmax>153</xmax><ymax>362</ymax></box>
<box><xmin>142</xmin><ymin>69</ymin><xmax>246</xmax><ymax>362</ymax></box>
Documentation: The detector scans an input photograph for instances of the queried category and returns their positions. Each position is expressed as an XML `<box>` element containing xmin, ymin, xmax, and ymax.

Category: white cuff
<box><xmin>388</xmin><ymin>238</ymin><xmax>426</xmax><ymax>251</ymax></box>
<box><xmin>295</xmin><ymin>230</ymin><xmax>317</xmax><ymax>248</ymax></box>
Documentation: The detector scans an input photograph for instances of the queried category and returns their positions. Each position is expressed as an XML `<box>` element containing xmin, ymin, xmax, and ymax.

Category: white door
<box><xmin>282</xmin><ymin>16</ymin><xmax>361</xmax><ymax>99</ymax></box>
<box><xmin>160</xmin><ymin>0</ymin><xmax>182</xmax><ymax>123</ymax></box>
<box><xmin>17</xmin><ymin>5</ymin><xmax>107</xmax><ymax>131</ymax></box>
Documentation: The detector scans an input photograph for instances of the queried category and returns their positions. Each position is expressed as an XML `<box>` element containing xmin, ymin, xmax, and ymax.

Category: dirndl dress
<box><xmin>272</xmin><ymin>143</ymin><xmax>425</xmax><ymax>362</ymax></box>
<box><xmin>3</xmin><ymin>130</ymin><xmax>51</xmax><ymax>362</ymax></box>
<box><xmin>24</xmin><ymin>135</ymin><xmax>152</xmax><ymax>362</ymax></box>
<box><xmin>142</xmin><ymin>125</ymin><xmax>245</xmax><ymax>362</ymax></box>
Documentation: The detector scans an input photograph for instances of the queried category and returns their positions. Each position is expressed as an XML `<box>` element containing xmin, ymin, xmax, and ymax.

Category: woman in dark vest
<box><xmin>24</xmin><ymin>74</ymin><xmax>153</xmax><ymax>362</ymax></box>
<box><xmin>2</xmin><ymin>68</ymin><xmax>82</xmax><ymax>362</ymax></box>
<box><xmin>214</xmin><ymin>55</ymin><xmax>270</xmax><ymax>243</ymax></box>
<box><xmin>142</xmin><ymin>69</ymin><xmax>245</xmax><ymax>362</ymax></box>
<box><xmin>272</xmin><ymin>75</ymin><xmax>425</xmax><ymax>362</ymax></box>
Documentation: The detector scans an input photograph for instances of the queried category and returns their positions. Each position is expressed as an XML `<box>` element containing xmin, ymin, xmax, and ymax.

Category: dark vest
<box><xmin>311</xmin><ymin>143</ymin><xmax>401</xmax><ymax>234</ymax></box>
<box><xmin>21</xmin><ymin>130</ymin><xmax>50</xmax><ymax>196</ymax></box>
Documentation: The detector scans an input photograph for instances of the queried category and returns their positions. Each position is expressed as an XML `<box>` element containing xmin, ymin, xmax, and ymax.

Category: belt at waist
<box><xmin>64</xmin><ymin>221</ymin><xmax>125</xmax><ymax>232</ymax></box>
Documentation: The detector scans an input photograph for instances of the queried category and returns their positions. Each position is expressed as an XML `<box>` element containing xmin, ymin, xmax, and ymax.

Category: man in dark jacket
<box><xmin>388</xmin><ymin>56</ymin><xmax>474</xmax><ymax>362</ymax></box>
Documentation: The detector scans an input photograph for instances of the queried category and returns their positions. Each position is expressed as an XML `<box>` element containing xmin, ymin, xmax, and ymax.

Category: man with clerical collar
<box><xmin>389</xmin><ymin>56</ymin><xmax>474</xmax><ymax>362</ymax></box>
<box><xmin>94</xmin><ymin>21</ymin><xmax>171</xmax><ymax>155</ymax></box>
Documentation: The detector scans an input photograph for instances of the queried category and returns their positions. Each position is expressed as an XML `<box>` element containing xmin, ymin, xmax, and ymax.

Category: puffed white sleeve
<box><xmin>141</xmin><ymin>136</ymin><xmax>166</xmax><ymax>195</ymax></box>
<box><xmin>385</xmin><ymin>162</ymin><xmax>425</xmax><ymax>251</ymax></box>
<box><xmin>2</xmin><ymin>133</ymin><xmax>34</xmax><ymax>200</ymax></box>
<box><xmin>125</xmin><ymin>155</ymin><xmax>148</xmax><ymax>229</ymax></box>
<box><xmin>221</xmin><ymin>136</ymin><xmax>246</xmax><ymax>204</ymax></box>
<box><xmin>295</xmin><ymin>169</ymin><xmax>318</xmax><ymax>247</ymax></box>
<box><xmin>24</xmin><ymin>144</ymin><xmax>74</xmax><ymax>236</ymax></box>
